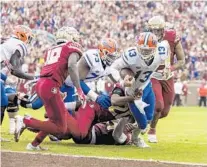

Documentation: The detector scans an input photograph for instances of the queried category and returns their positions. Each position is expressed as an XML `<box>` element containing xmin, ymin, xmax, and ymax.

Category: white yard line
<box><xmin>1</xmin><ymin>150</ymin><xmax>207</xmax><ymax>166</ymax></box>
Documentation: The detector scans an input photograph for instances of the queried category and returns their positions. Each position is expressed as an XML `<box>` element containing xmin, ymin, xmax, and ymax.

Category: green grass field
<box><xmin>1</xmin><ymin>107</ymin><xmax>207</xmax><ymax>164</ymax></box>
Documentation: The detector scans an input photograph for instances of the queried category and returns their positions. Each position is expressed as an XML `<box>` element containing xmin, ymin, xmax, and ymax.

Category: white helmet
<box><xmin>148</xmin><ymin>16</ymin><xmax>165</xmax><ymax>29</ymax></box>
<box><xmin>148</xmin><ymin>16</ymin><xmax>165</xmax><ymax>40</ymax></box>
<box><xmin>56</xmin><ymin>26</ymin><xmax>80</xmax><ymax>43</ymax></box>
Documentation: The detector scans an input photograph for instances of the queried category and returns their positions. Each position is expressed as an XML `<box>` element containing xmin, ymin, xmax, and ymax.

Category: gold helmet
<box><xmin>13</xmin><ymin>25</ymin><xmax>34</xmax><ymax>44</ymax></box>
<box><xmin>148</xmin><ymin>16</ymin><xmax>165</xmax><ymax>40</ymax></box>
<box><xmin>56</xmin><ymin>26</ymin><xmax>80</xmax><ymax>43</ymax></box>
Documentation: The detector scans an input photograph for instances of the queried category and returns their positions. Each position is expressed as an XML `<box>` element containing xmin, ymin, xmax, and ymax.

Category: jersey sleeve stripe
<box><xmin>122</xmin><ymin>53</ymin><xmax>129</xmax><ymax>65</ymax></box>
<box><xmin>17</xmin><ymin>44</ymin><xmax>26</xmax><ymax>57</ymax></box>
<box><xmin>84</xmin><ymin>53</ymin><xmax>93</xmax><ymax>68</ymax></box>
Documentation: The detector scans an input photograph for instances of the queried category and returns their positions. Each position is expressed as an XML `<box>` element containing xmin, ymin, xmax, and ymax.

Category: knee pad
<box><xmin>7</xmin><ymin>102</ymin><xmax>18</xmax><ymax>113</ymax></box>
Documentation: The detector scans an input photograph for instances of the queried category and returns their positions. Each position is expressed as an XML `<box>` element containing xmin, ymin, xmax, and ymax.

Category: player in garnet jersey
<box><xmin>14</xmin><ymin>27</ymin><xmax>92</xmax><ymax>143</ymax></box>
<box><xmin>147</xmin><ymin>16</ymin><xmax>185</xmax><ymax>143</ymax></box>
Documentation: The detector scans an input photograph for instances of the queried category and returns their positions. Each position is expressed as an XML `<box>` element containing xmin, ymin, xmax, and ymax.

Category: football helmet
<box><xmin>137</xmin><ymin>32</ymin><xmax>158</xmax><ymax>63</ymax></box>
<box><xmin>98</xmin><ymin>38</ymin><xmax>119</xmax><ymax>66</ymax></box>
<box><xmin>148</xmin><ymin>16</ymin><xmax>165</xmax><ymax>41</ymax></box>
<box><xmin>13</xmin><ymin>25</ymin><xmax>34</xmax><ymax>44</ymax></box>
<box><xmin>56</xmin><ymin>26</ymin><xmax>80</xmax><ymax>44</ymax></box>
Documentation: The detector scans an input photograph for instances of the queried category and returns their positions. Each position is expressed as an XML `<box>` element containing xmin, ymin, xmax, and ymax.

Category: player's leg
<box><xmin>112</xmin><ymin>117</ymin><xmax>130</xmax><ymax>144</ymax></box>
<box><xmin>143</xmin><ymin>84</ymin><xmax>155</xmax><ymax>123</ymax></box>
<box><xmin>1</xmin><ymin>81</ymin><xmax>8</xmax><ymax>125</ymax></box>
<box><xmin>16</xmin><ymin>81</ymin><xmax>96</xmax><ymax>143</ymax></box>
<box><xmin>128</xmin><ymin>102</ymin><xmax>148</xmax><ymax>131</ymax></box>
<box><xmin>160</xmin><ymin>77</ymin><xmax>175</xmax><ymax>118</ymax></box>
<box><xmin>19</xmin><ymin>92</ymin><xmax>44</xmax><ymax>110</ymax></box>
<box><xmin>68</xmin><ymin>103</ymin><xmax>96</xmax><ymax>139</ymax></box>
<box><xmin>0</xmin><ymin>82</ymin><xmax>10</xmax><ymax>142</ymax></box>
<box><xmin>15</xmin><ymin>79</ymin><xmax>68</xmax><ymax>142</ymax></box>
<box><xmin>26</xmin><ymin>131</ymin><xmax>49</xmax><ymax>151</ymax></box>
<box><xmin>5</xmin><ymin>87</ymin><xmax>19</xmax><ymax>134</ymax></box>
<box><xmin>148</xmin><ymin>78</ymin><xmax>164</xmax><ymax>143</ymax></box>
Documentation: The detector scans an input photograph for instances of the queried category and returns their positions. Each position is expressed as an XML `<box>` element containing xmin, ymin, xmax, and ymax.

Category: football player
<box><xmin>110</xmin><ymin>32</ymin><xmax>171</xmax><ymax>147</ymax></box>
<box><xmin>147</xmin><ymin>16</ymin><xmax>185</xmax><ymax>143</ymax></box>
<box><xmin>19</xmin><ymin>84</ymin><xmax>135</xmax><ymax>150</ymax></box>
<box><xmin>0</xmin><ymin>25</ymin><xmax>35</xmax><ymax>141</ymax></box>
<box><xmin>14</xmin><ymin>26</ymin><xmax>89</xmax><ymax>143</ymax></box>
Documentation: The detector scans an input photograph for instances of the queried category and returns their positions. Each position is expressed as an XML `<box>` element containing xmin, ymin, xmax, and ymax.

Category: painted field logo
<box><xmin>51</xmin><ymin>87</ymin><xmax>58</xmax><ymax>94</ymax></box>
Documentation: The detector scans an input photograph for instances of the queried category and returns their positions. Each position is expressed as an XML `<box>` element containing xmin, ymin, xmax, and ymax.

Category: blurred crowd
<box><xmin>1</xmin><ymin>1</ymin><xmax>207</xmax><ymax>80</ymax></box>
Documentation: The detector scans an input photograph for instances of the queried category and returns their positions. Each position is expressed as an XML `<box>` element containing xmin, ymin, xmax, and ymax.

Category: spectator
<box><xmin>181</xmin><ymin>81</ymin><xmax>191</xmax><ymax>106</ymax></box>
<box><xmin>197</xmin><ymin>80</ymin><xmax>207</xmax><ymax>107</ymax></box>
<box><xmin>173</xmin><ymin>79</ymin><xmax>183</xmax><ymax>106</ymax></box>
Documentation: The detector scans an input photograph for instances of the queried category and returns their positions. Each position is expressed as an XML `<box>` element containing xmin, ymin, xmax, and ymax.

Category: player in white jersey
<box><xmin>110</xmin><ymin>32</ymin><xmax>170</xmax><ymax>147</ymax></box>
<box><xmin>0</xmin><ymin>25</ymin><xmax>35</xmax><ymax>140</ymax></box>
<box><xmin>63</xmin><ymin>38</ymin><xmax>119</xmax><ymax>109</ymax></box>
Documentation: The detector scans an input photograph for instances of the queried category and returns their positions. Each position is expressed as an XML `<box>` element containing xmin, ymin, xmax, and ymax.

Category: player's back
<box><xmin>0</xmin><ymin>37</ymin><xmax>27</xmax><ymax>63</ymax></box>
<box><xmin>41</xmin><ymin>41</ymin><xmax>82</xmax><ymax>87</ymax></box>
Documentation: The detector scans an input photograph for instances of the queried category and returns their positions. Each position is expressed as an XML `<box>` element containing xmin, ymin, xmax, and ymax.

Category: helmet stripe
<box><xmin>144</xmin><ymin>32</ymin><xmax>150</xmax><ymax>46</ymax></box>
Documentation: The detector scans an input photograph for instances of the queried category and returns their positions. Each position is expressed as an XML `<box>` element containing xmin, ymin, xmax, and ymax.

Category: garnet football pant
<box><xmin>151</xmin><ymin>77</ymin><xmax>175</xmax><ymax>118</ymax></box>
<box><xmin>24</xmin><ymin>78</ymin><xmax>95</xmax><ymax>138</ymax></box>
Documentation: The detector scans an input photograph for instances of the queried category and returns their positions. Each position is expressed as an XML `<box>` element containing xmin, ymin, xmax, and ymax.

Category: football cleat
<box><xmin>133</xmin><ymin>137</ymin><xmax>150</xmax><ymax>148</ymax></box>
<box><xmin>148</xmin><ymin>134</ymin><xmax>158</xmax><ymax>143</ymax></box>
<box><xmin>14</xmin><ymin>115</ymin><xmax>26</xmax><ymax>142</ymax></box>
<box><xmin>26</xmin><ymin>143</ymin><xmax>48</xmax><ymax>151</ymax></box>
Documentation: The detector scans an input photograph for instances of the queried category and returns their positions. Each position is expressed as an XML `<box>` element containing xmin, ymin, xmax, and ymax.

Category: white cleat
<box><xmin>148</xmin><ymin>134</ymin><xmax>158</xmax><ymax>143</ymax></box>
<box><xmin>14</xmin><ymin>115</ymin><xmax>26</xmax><ymax>142</ymax></box>
<box><xmin>26</xmin><ymin>143</ymin><xmax>48</xmax><ymax>151</ymax></box>
<box><xmin>133</xmin><ymin>137</ymin><xmax>150</xmax><ymax>148</ymax></box>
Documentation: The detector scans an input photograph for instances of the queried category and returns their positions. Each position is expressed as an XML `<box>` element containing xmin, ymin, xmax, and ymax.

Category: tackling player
<box><xmin>14</xmin><ymin>26</ymin><xmax>92</xmax><ymax>142</ymax></box>
<box><xmin>147</xmin><ymin>16</ymin><xmax>185</xmax><ymax>143</ymax></box>
<box><xmin>19</xmin><ymin>84</ymin><xmax>135</xmax><ymax>150</ymax></box>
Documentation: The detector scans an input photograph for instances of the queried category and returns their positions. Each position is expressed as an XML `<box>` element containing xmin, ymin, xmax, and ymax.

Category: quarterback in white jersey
<box><xmin>110</xmin><ymin>32</ymin><xmax>170</xmax><ymax>147</ymax></box>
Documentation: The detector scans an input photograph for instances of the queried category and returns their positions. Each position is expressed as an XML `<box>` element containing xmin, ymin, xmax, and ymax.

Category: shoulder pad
<box><xmin>157</xmin><ymin>41</ymin><xmax>170</xmax><ymax>60</ymax></box>
<box><xmin>164</xmin><ymin>29</ymin><xmax>176</xmax><ymax>42</ymax></box>
<box><xmin>16</xmin><ymin>42</ymin><xmax>28</xmax><ymax>57</ymax></box>
<box><xmin>66</xmin><ymin>42</ymin><xmax>83</xmax><ymax>53</ymax></box>
<box><xmin>83</xmin><ymin>49</ymin><xmax>101</xmax><ymax>69</ymax></box>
